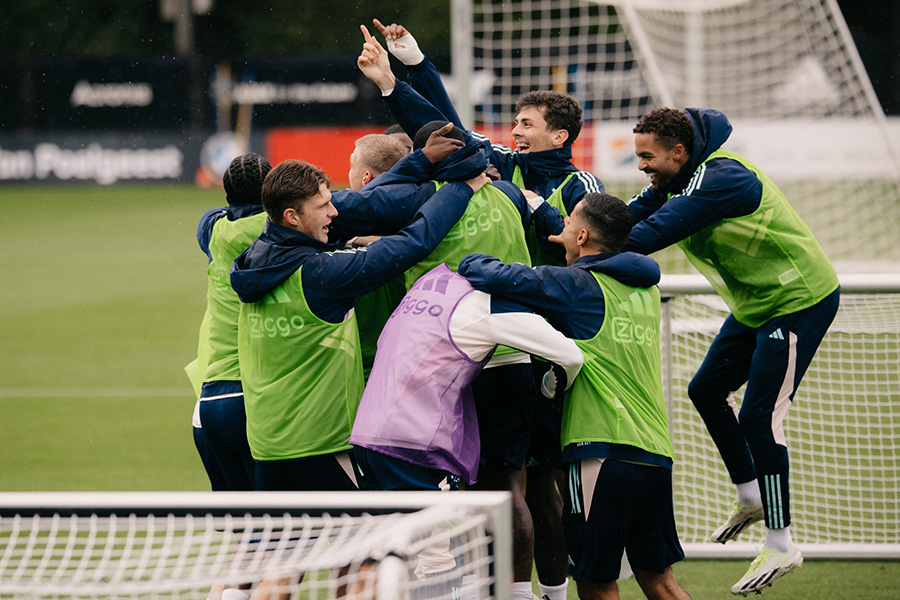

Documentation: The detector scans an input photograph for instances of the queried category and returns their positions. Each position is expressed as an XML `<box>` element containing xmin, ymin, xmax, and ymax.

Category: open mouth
<box><xmin>515</xmin><ymin>140</ymin><xmax>530</xmax><ymax>152</ymax></box>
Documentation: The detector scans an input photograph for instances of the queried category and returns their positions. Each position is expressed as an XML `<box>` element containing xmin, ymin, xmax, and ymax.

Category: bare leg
<box><xmin>633</xmin><ymin>566</ymin><xmax>692</xmax><ymax>600</ymax></box>
<box><xmin>527</xmin><ymin>466</ymin><xmax>568</xmax><ymax>587</ymax></box>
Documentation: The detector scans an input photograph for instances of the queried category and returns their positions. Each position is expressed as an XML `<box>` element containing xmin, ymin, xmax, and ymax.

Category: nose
<box><xmin>328</xmin><ymin>202</ymin><xmax>338</xmax><ymax>218</ymax></box>
<box><xmin>637</xmin><ymin>157</ymin><xmax>648</xmax><ymax>171</ymax></box>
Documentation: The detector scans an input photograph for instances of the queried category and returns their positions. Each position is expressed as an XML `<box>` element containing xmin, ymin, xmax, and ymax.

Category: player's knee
<box><xmin>686</xmin><ymin>376</ymin><xmax>720</xmax><ymax>408</ymax></box>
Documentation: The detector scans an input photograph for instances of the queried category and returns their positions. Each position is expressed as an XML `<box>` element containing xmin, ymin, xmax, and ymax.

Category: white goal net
<box><xmin>459</xmin><ymin>0</ymin><xmax>900</xmax><ymax>271</ymax></box>
<box><xmin>0</xmin><ymin>492</ymin><xmax>512</xmax><ymax>600</ymax></box>
<box><xmin>659</xmin><ymin>275</ymin><xmax>900</xmax><ymax>558</ymax></box>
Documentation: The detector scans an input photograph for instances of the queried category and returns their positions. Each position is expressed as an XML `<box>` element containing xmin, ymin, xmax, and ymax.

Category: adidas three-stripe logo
<box><xmin>769</xmin><ymin>328</ymin><xmax>785</xmax><ymax>340</ymax></box>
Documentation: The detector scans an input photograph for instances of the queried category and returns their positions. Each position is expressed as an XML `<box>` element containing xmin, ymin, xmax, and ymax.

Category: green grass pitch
<box><xmin>0</xmin><ymin>183</ymin><xmax>896</xmax><ymax>599</ymax></box>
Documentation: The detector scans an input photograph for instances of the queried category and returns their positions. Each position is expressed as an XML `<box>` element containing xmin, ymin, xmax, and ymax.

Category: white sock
<box><xmin>537</xmin><ymin>580</ymin><xmax>568</xmax><ymax>600</ymax></box>
<box><xmin>765</xmin><ymin>526</ymin><xmax>792</xmax><ymax>553</ymax></box>
<box><xmin>511</xmin><ymin>581</ymin><xmax>533</xmax><ymax>600</ymax></box>
<box><xmin>221</xmin><ymin>590</ymin><xmax>250</xmax><ymax>600</ymax></box>
<box><xmin>737</xmin><ymin>480</ymin><xmax>761</xmax><ymax>507</ymax></box>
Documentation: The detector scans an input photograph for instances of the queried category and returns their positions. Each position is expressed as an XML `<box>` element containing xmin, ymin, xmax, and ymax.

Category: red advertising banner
<box><xmin>266</xmin><ymin>126</ymin><xmax>387</xmax><ymax>188</ymax></box>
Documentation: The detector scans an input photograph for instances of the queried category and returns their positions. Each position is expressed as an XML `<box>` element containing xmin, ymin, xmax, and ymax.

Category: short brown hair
<box><xmin>261</xmin><ymin>160</ymin><xmax>332</xmax><ymax>225</ymax></box>
<box><xmin>355</xmin><ymin>134</ymin><xmax>410</xmax><ymax>175</ymax></box>
<box><xmin>515</xmin><ymin>90</ymin><xmax>583</xmax><ymax>146</ymax></box>
<box><xmin>633</xmin><ymin>107</ymin><xmax>694</xmax><ymax>154</ymax></box>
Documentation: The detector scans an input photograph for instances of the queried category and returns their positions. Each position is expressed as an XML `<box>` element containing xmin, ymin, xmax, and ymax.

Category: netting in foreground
<box><xmin>0</xmin><ymin>492</ymin><xmax>511</xmax><ymax>600</ymax></box>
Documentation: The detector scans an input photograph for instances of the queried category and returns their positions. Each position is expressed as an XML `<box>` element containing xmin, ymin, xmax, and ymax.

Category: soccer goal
<box><xmin>658</xmin><ymin>273</ymin><xmax>900</xmax><ymax>559</ymax></box>
<box><xmin>453</xmin><ymin>0</ymin><xmax>900</xmax><ymax>271</ymax></box>
<box><xmin>0</xmin><ymin>491</ymin><xmax>512</xmax><ymax>600</ymax></box>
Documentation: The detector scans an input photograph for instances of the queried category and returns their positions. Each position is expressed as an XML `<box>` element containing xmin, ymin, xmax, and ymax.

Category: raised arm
<box><xmin>372</xmin><ymin>19</ymin><xmax>465</xmax><ymax>130</ymax></box>
<box><xmin>304</xmin><ymin>173</ymin><xmax>491</xmax><ymax>322</ymax></box>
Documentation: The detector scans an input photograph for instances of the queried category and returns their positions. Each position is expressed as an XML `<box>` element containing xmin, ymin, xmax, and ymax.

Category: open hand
<box><xmin>421</xmin><ymin>123</ymin><xmax>464</xmax><ymax>164</ymax></box>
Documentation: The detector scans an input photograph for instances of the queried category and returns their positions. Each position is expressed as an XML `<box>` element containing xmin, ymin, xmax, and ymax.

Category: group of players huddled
<box><xmin>186</xmin><ymin>19</ymin><xmax>840</xmax><ymax>600</ymax></box>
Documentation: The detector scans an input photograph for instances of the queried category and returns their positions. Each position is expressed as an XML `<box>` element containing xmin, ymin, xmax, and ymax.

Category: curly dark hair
<box><xmin>578</xmin><ymin>193</ymin><xmax>634</xmax><ymax>251</ymax></box>
<box><xmin>633</xmin><ymin>107</ymin><xmax>694</xmax><ymax>154</ymax></box>
<box><xmin>261</xmin><ymin>160</ymin><xmax>332</xmax><ymax>225</ymax></box>
<box><xmin>223</xmin><ymin>152</ymin><xmax>272</xmax><ymax>206</ymax></box>
<box><xmin>515</xmin><ymin>90</ymin><xmax>583</xmax><ymax>146</ymax></box>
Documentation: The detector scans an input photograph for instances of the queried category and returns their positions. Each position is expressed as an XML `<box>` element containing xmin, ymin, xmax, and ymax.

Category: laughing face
<box><xmin>511</xmin><ymin>106</ymin><xmax>567</xmax><ymax>154</ymax></box>
<box><xmin>634</xmin><ymin>132</ymin><xmax>686</xmax><ymax>193</ymax></box>
<box><xmin>295</xmin><ymin>182</ymin><xmax>338</xmax><ymax>243</ymax></box>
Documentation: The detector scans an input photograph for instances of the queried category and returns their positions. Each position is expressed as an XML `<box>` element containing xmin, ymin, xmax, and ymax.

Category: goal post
<box><xmin>0</xmin><ymin>491</ymin><xmax>512</xmax><ymax>600</ymax></box>
<box><xmin>658</xmin><ymin>274</ymin><xmax>900</xmax><ymax>559</ymax></box>
<box><xmin>455</xmin><ymin>0</ymin><xmax>900</xmax><ymax>271</ymax></box>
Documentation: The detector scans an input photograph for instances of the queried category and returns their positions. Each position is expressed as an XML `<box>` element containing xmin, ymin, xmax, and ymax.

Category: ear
<box><xmin>361</xmin><ymin>170</ymin><xmax>374</xmax><ymax>186</ymax></box>
<box><xmin>671</xmin><ymin>143</ymin><xmax>689</xmax><ymax>165</ymax></box>
<box><xmin>576</xmin><ymin>226</ymin><xmax>591</xmax><ymax>248</ymax></box>
<box><xmin>282</xmin><ymin>207</ymin><xmax>301</xmax><ymax>228</ymax></box>
<box><xmin>552</xmin><ymin>128</ymin><xmax>569</xmax><ymax>147</ymax></box>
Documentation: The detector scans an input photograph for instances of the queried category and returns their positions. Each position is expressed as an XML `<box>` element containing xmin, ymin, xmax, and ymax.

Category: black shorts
<box><xmin>353</xmin><ymin>447</ymin><xmax>460</xmax><ymax>491</ymax></box>
<box><xmin>563</xmin><ymin>458</ymin><xmax>684</xmax><ymax>583</ymax></box>
<box><xmin>471</xmin><ymin>363</ymin><xmax>537</xmax><ymax>470</ymax></box>
<box><xmin>254</xmin><ymin>450</ymin><xmax>359</xmax><ymax>491</ymax></box>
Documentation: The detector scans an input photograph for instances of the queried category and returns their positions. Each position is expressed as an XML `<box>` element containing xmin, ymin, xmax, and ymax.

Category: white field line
<box><xmin>0</xmin><ymin>388</ymin><xmax>189</xmax><ymax>399</ymax></box>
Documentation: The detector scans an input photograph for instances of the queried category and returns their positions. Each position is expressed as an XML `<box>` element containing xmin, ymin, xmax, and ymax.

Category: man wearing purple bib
<box><xmin>350</xmin><ymin>263</ymin><xmax>583</xmax><ymax>492</ymax></box>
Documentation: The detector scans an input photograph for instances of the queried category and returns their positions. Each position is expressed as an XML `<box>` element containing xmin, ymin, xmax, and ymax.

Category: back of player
<box><xmin>352</xmin><ymin>264</ymin><xmax>487</xmax><ymax>488</ymax></box>
<box><xmin>189</xmin><ymin>153</ymin><xmax>272</xmax><ymax>492</ymax></box>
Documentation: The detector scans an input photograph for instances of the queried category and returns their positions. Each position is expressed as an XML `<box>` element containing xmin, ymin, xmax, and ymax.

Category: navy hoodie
<box><xmin>623</xmin><ymin>108</ymin><xmax>763</xmax><ymax>255</ymax></box>
<box><xmin>457</xmin><ymin>251</ymin><xmax>661</xmax><ymax>341</ymax></box>
<box><xmin>329</xmin><ymin>139</ymin><xmax>537</xmax><ymax>240</ymax></box>
<box><xmin>230</xmin><ymin>181</ymin><xmax>476</xmax><ymax>324</ymax></box>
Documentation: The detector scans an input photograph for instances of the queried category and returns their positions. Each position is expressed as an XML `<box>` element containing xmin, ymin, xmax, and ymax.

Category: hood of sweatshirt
<box><xmin>429</xmin><ymin>139</ymin><xmax>491</xmax><ymax>182</ymax></box>
<box><xmin>665</xmin><ymin>107</ymin><xmax>734</xmax><ymax>194</ymax></box>
<box><xmin>230</xmin><ymin>219</ymin><xmax>338</xmax><ymax>303</ymax></box>
<box><xmin>572</xmin><ymin>251</ymin><xmax>661</xmax><ymax>288</ymax></box>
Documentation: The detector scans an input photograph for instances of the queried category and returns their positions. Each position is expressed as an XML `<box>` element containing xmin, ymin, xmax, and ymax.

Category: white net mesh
<box><xmin>663</xmin><ymin>291</ymin><xmax>900</xmax><ymax>548</ymax></box>
<box><xmin>0</xmin><ymin>493</ymin><xmax>510</xmax><ymax>600</ymax></box>
<box><xmin>468</xmin><ymin>0</ymin><xmax>900</xmax><ymax>270</ymax></box>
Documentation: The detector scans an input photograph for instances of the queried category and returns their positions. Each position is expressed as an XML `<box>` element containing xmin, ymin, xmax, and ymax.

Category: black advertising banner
<box><xmin>25</xmin><ymin>56</ymin><xmax>193</xmax><ymax>131</ymax></box>
<box><xmin>3</xmin><ymin>52</ymin><xmax>423</xmax><ymax>134</ymax></box>
<box><xmin>0</xmin><ymin>132</ymin><xmax>263</xmax><ymax>185</ymax></box>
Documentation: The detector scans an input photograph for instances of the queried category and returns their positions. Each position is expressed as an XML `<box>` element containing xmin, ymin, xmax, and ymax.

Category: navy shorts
<box><xmin>563</xmin><ymin>458</ymin><xmax>684</xmax><ymax>583</ymax></box>
<box><xmin>254</xmin><ymin>450</ymin><xmax>359</xmax><ymax>491</ymax></box>
<box><xmin>470</xmin><ymin>363</ymin><xmax>537</xmax><ymax>470</ymax></box>
<box><xmin>353</xmin><ymin>447</ymin><xmax>460</xmax><ymax>491</ymax></box>
<box><xmin>199</xmin><ymin>394</ymin><xmax>255</xmax><ymax>491</ymax></box>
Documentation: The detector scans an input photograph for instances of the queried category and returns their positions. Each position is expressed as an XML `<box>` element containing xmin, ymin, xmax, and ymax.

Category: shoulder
<box><xmin>491</xmin><ymin>179</ymin><xmax>524</xmax><ymax>199</ymax></box>
<box><xmin>569</xmin><ymin>170</ymin><xmax>604</xmax><ymax>193</ymax></box>
<box><xmin>697</xmin><ymin>154</ymin><xmax>760</xmax><ymax>192</ymax></box>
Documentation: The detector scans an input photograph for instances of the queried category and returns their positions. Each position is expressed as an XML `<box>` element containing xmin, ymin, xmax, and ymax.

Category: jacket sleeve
<box><xmin>530</xmin><ymin>200</ymin><xmax>567</xmax><ymax>263</ymax></box>
<box><xmin>360</xmin><ymin>149</ymin><xmax>434</xmax><ymax>189</ymax></box>
<box><xmin>197</xmin><ymin>207</ymin><xmax>227</xmax><ymax>262</ymax></box>
<box><xmin>329</xmin><ymin>182</ymin><xmax>436</xmax><ymax>240</ymax></box>
<box><xmin>488</xmin><ymin>311</ymin><xmax>583</xmax><ymax>395</ymax></box>
<box><xmin>623</xmin><ymin>158</ymin><xmax>763</xmax><ymax>255</ymax></box>
<box><xmin>561</xmin><ymin>171</ymin><xmax>606</xmax><ymax>214</ymax></box>
<box><xmin>406</xmin><ymin>57</ymin><xmax>465</xmax><ymax>130</ymax></box>
<box><xmin>469</xmin><ymin>132</ymin><xmax>519</xmax><ymax>181</ymax></box>
<box><xmin>304</xmin><ymin>181</ymin><xmax>474</xmax><ymax>322</ymax></box>
<box><xmin>457</xmin><ymin>254</ymin><xmax>575</xmax><ymax>327</ymax></box>
<box><xmin>383</xmin><ymin>80</ymin><xmax>452</xmax><ymax>141</ymax></box>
